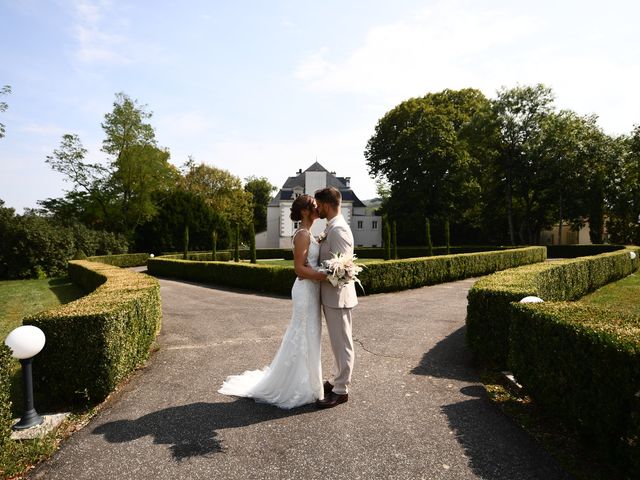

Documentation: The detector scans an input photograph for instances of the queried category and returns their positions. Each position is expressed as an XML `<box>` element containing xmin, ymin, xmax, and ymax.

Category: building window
<box><xmin>357</xmin><ymin>220</ymin><xmax>363</xmax><ymax>230</ymax></box>
<box><xmin>372</xmin><ymin>220</ymin><xmax>378</xmax><ymax>229</ymax></box>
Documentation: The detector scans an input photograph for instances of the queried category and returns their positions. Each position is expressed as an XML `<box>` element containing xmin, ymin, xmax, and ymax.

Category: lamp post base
<box><xmin>13</xmin><ymin>408</ymin><xmax>44</xmax><ymax>430</ymax></box>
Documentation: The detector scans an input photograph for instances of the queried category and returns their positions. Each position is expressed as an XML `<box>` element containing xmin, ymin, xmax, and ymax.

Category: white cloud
<box><xmin>294</xmin><ymin>1</ymin><xmax>639</xmax><ymax>135</ymax></box>
<box><xmin>71</xmin><ymin>0</ymin><xmax>131</xmax><ymax>65</ymax></box>
<box><xmin>295</xmin><ymin>2</ymin><xmax>539</xmax><ymax>101</ymax></box>
<box><xmin>19</xmin><ymin>122</ymin><xmax>67</xmax><ymax>136</ymax></box>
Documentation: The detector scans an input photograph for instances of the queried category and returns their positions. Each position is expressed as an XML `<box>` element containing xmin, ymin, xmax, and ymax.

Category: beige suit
<box><xmin>319</xmin><ymin>214</ymin><xmax>357</xmax><ymax>395</ymax></box>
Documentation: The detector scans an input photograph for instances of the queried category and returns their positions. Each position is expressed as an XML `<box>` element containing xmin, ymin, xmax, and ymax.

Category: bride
<box><xmin>218</xmin><ymin>194</ymin><xmax>328</xmax><ymax>409</ymax></box>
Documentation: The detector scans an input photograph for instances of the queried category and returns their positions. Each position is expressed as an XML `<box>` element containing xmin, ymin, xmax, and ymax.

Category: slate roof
<box><xmin>269</xmin><ymin>162</ymin><xmax>366</xmax><ymax>207</ymax></box>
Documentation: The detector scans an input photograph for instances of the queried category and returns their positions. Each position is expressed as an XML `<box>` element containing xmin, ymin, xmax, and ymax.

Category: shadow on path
<box><xmin>410</xmin><ymin>326</ymin><xmax>477</xmax><ymax>382</ymax></box>
<box><xmin>442</xmin><ymin>386</ymin><xmax>571</xmax><ymax>479</ymax></box>
<box><xmin>92</xmin><ymin>399</ymin><xmax>313</xmax><ymax>461</ymax></box>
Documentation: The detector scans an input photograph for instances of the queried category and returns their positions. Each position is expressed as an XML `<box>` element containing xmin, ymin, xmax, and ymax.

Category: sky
<box><xmin>1</xmin><ymin>0</ymin><xmax>639</xmax><ymax>213</ymax></box>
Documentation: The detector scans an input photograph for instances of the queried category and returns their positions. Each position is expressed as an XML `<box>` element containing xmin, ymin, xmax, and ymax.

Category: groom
<box><xmin>314</xmin><ymin>187</ymin><xmax>357</xmax><ymax>409</ymax></box>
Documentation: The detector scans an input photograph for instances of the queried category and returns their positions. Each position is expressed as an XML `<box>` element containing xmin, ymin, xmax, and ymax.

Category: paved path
<box><xmin>30</xmin><ymin>273</ymin><xmax>570</xmax><ymax>480</ymax></box>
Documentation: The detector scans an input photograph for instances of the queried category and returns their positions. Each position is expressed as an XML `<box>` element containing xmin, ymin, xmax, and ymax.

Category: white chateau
<box><xmin>258</xmin><ymin>162</ymin><xmax>382</xmax><ymax>249</ymax></box>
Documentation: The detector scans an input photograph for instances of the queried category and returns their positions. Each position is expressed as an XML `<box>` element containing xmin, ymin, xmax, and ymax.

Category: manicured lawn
<box><xmin>0</xmin><ymin>277</ymin><xmax>85</xmax><ymax>341</ymax></box>
<box><xmin>257</xmin><ymin>258</ymin><xmax>381</xmax><ymax>267</ymax></box>
<box><xmin>580</xmin><ymin>272</ymin><xmax>640</xmax><ymax>316</ymax></box>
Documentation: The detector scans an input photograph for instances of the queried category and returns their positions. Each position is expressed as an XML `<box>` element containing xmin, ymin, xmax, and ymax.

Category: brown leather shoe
<box><xmin>323</xmin><ymin>381</ymin><xmax>333</xmax><ymax>397</ymax></box>
<box><xmin>316</xmin><ymin>391</ymin><xmax>348</xmax><ymax>409</ymax></box>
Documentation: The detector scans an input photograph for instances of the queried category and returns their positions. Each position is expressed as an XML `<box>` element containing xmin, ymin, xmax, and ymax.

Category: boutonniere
<box><xmin>316</xmin><ymin>232</ymin><xmax>327</xmax><ymax>243</ymax></box>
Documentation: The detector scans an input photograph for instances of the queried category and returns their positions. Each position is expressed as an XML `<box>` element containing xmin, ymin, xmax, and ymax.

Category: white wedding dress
<box><xmin>218</xmin><ymin>229</ymin><xmax>323</xmax><ymax>409</ymax></box>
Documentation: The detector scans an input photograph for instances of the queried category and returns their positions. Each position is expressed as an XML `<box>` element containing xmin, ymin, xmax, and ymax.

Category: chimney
<box><xmin>345</xmin><ymin>177</ymin><xmax>351</xmax><ymax>187</ymax></box>
<box><xmin>297</xmin><ymin>169</ymin><xmax>302</xmax><ymax>174</ymax></box>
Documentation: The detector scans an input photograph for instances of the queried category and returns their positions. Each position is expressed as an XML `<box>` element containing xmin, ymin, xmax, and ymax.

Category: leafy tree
<box><xmin>486</xmin><ymin>84</ymin><xmax>555</xmax><ymax>244</ymax></box>
<box><xmin>365</xmin><ymin>88</ymin><xmax>489</xmax><ymax>244</ymax></box>
<box><xmin>134</xmin><ymin>189</ymin><xmax>227</xmax><ymax>254</ymax></box>
<box><xmin>0</xmin><ymin>199</ymin><xmax>127</xmax><ymax>279</ymax></box>
<box><xmin>181</xmin><ymin>160</ymin><xmax>253</xmax><ymax>231</ymax></box>
<box><xmin>607</xmin><ymin>126</ymin><xmax>640</xmax><ymax>244</ymax></box>
<box><xmin>244</xmin><ymin>176</ymin><xmax>276</xmax><ymax>233</ymax></box>
<box><xmin>0</xmin><ymin>85</ymin><xmax>10</xmax><ymax>139</ymax></box>
<box><xmin>43</xmin><ymin>93</ymin><xmax>179</xmax><ymax>237</ymax></box>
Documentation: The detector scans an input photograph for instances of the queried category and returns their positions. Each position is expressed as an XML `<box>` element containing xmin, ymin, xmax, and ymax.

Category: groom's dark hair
<box><xmin>314</xmin><ymin>187</ymin><xmax>341</xmax><ymax>208</ymax></box>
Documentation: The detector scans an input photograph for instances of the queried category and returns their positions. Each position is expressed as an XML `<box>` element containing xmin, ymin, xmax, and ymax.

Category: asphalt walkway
<box><xmin>30</xmin><ymin>272</ymin><xmax>570</xmax><ymax>480</ymax></box>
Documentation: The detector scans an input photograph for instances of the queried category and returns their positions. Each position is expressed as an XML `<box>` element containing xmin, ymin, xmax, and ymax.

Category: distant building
<box><xmin>258</xmin><ymin>162</ymin><xmax>382</xmax><ymax>249</ymax></box>
<box><xmin>539</xmin><ymin>220</ymin><xmax>608</xmax><ymax>245</ymax></box>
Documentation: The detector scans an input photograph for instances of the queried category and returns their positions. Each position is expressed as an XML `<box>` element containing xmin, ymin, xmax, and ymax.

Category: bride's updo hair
<box><xmin>290</xmin><ymin>194</ymin><xmax>315</xmax><ymax>221</ymax></box>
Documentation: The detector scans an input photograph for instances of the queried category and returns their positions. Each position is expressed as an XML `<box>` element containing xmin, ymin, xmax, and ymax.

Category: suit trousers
<box><xmin>322</xmin><ymin>305</ymin><xmax>354</xmax><ymax>395</ymax></box>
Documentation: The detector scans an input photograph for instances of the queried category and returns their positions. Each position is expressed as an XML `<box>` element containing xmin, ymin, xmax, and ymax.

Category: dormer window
<box><xmin>293</xmin><ymin>186</ymin><xmax>304</xmax><ymax>197</ymax></box>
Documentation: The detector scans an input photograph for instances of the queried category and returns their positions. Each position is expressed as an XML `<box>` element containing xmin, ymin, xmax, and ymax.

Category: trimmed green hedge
<box><xmin>546</xmin><ymin>244</ymin><xmax>625</xmax><ymax>258</ymax></box>
<box><xmin>23</xmin><ymin>260</ymin><xmax>162</xmax><ymax>405</ymax></box>
<box><xmin>148</xmin><ymin>246</ymin><xmax>546</xmax><ymax>296</ymax></box>
<box><xmin>148</xmin><ymin>258</ymin><xmax>297</xmax><ymax>295</ymax></box>
<box><xmin>87</xmin><ymin>252</ymin><xmax>150</xmax><ymax>268</ymax></box>
<box><xmin>466</xmin><ymin>247</ymin><xmax>640</xmax><ymax>367</ymax></box>
<box><xmin>355</xmin><ymin>245</ymin><xmax>517</xmax><ymax>259</ymax></box>
<box><xmin>0</xmin><ymin>344</ymin><xmax>12</xmax><ymax>449</ymax></box>
<box><xmin>510</xmin><ymin>302</ymin><xmax>640</xmax><ymax>475</ymax></box>
<box><xmin>359</xmin><ymin>246</ymin><xmax>545</xmax><ymax>294</ymax></box>
<box><xmin>162</xmin><ymin>252</ymin><xmax>233</xmax><ymax>262</ymax></box>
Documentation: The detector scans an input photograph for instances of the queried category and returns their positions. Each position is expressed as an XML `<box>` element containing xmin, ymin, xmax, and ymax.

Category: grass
<box><xmin>256</xmin><ymin>258</ymin><xmax>382</xmax><ymax>267</ymax></box>
<box><xmin>481</xmin><ymin>371</ymin><xmax>620</xmax><ymax>480</ymax></box>
<box><xmin>0</xmin><ymin>277</ymin><xmax>86</xmax><ymax>341</ymax></box>
<box><xmin>579</xmin><ymin>272</ymin><xmax>640</xmax><ymax>316</ymax></box>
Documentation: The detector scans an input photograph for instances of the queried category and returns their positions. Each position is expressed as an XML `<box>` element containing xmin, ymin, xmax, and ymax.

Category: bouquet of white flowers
<box><xmin>320</xmin><ymin>252</ymin><xmax>364</xmax><ymax>292</ymax></box>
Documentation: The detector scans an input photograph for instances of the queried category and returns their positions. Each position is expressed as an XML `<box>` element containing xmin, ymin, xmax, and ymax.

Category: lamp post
<box><xmin>4</xmin><ymin>325</ymin><xmax>46</xmax><ymax>430</ymax></box>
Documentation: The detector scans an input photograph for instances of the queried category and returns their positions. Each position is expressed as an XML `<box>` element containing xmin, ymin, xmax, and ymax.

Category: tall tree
<box><xmin>485</xmin><ymin>84</ymin><xmax>555</xmax><ymax>244</ymax></box>
<box><xmin>43</xmin><ymin>93</ymin><xmax>179</xmax><ymax>236</ymax></box>
<box><xmin>244</xmin><ymin>176</ymin><xmax>276</xmax><ymax>233</ymax></box>
<box><xmin>181</xmin><ymin>160</ymin><xmax>253</xmax><ymax>231</ymax></box>
<box><xmin>365</xmin><ymin>88</ymin><xmax>489</xmax><ymax>244</ymax></box>
<box><xmin>607</xmin><ymin>126</ymin><xmax>640</xmax><ymax>244</ymax></box>
<box><xmin>0</xmin><ymin>85</ymin><xmax>10</xmax><ymax>139</ymax></box>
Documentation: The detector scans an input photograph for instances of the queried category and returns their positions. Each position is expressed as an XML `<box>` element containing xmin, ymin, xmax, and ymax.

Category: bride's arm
<box><xmin>293</xmin><ymin>231</ymin><xmax>327</xmax><ymax>281</ymax></box>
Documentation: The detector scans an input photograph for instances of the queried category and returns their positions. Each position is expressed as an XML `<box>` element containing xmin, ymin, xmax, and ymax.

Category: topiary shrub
<box><xmin>509</xmin><ymin>302</ymin><xmax>640</xmax><ymax>476</ymax></box>
<box><xmin>23</xmin><ymin>261</ymin><xmax>161</xmax><ymax>405</ymax></box>
<box><xmin>466</xmin><ymin>247</ymin><xmax>640</xmax><ymax>368</ymax></box>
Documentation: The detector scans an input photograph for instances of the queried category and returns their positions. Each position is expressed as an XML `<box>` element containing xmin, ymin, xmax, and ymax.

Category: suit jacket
<box><xmin>319</xmin><ymin>214</ymin><xmax>358</xmax><ymax>309</ymax></box>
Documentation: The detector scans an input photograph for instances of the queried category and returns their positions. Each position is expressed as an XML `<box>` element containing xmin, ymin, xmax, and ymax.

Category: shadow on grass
<box><xmin>47</xmin><ymin>277</ymin><xmax>86</xmax><ymax>304</ymax></box>
<box><xmin>92</xmin><ymin>399</ymin><xmax>313</xmax><ymax>461</ymax></box>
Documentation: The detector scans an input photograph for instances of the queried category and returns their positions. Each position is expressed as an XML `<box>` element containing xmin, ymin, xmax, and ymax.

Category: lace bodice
<box><xmin>292</xmin><ymin>229</ymin><xmax>320</xmax><ymax>268</ymax></box>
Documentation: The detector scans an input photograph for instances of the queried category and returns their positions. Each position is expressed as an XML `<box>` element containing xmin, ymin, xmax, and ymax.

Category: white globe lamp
<box><xmin>4</xmin><ymin>325</ymin><xmax>46</xmax><ymax>430</ymax></box>
<box><xmin>520</xmin><ymin>296</ymin><xmax>544</xmax><ymax>303</ymax></box>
